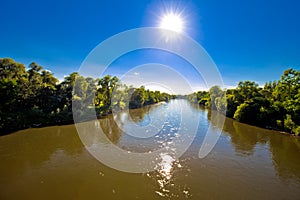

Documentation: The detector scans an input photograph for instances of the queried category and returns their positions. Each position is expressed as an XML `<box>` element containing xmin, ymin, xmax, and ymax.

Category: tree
<box><xmin>187</xmin><ymin>68</ymin><xmax>300</xmax><ymax>134</ymax></box>
<box><xmin>234</xmin><ymin>102</ymin><xmax>259</xmax><ymax>125</ymax></box>
<box><xmin>129</xmin><ymin>86</ymin><xmax>146</xmax><ymax>108</ymax></box>
<box><xmin>95</xmin><ymin>75</ymin><xmax>119</xmax><ymax>113</ymax></box>
<box><xmin>236</xmin><ymin>81</ymin><xmax>260</xmax><ymax>103</ymax></box>
<box><xmin>209</xmin><ymin>85</ymin><xmax>226</xmax><ymax>112</ymax></box>
<box><xmin>225</xmin><ymin>93</ymin><xmax>239</xmax><ymax>118</ymax></box>
<box><xmin>0</xmin><ymin>58</ymin><xmax>28</xmax><ymax>112</ymax></box>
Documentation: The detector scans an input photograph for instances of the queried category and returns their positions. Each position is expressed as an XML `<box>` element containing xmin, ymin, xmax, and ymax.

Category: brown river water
<box><xmin>0</xmin><ymin>99</ymin><xmax>300</xmax><ymax>199</ymax></box>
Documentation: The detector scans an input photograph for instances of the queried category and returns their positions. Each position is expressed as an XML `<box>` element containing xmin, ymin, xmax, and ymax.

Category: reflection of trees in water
<box><xmin>98</xmin><ymin>103</ymin><xmax>166</xmax><ymax>150</ymax></box>
<box><xmin>128</xmin><ymin>106</ymin><xmax>150</xmax><ymax>123</ymax></box>
<box><xmin>227</xmin><ymin>119</ymin><xmax>269</xmax><ymax>155</ymax></box>
<box><xmin>207</xmin><ymin>108</ymin><xmax>300</xmax><ymax>181</ymax></box>
<box><xmin>99</xmin><ymin>114</ymin><xmax>123</xmax><ymax>144</ymax></box>
<box><xmin>207</xmin><ymin>109</ymin><xmax>269</xmax><ymax>155</ymax></box>
<box><xmin>269</xmin><ymin>135</ymin><xmax>300</xmax><ymax>181</ymax></box>
<box><xmin>187</xmin><ymin>101</ymin><xmax>200</xmax><ymax>111</ymax></box>
<box><xmin>128</xmin><ymin>103</ymin><xmax>167</xmax><ymax>125</ymax></box>
<box><xmin>0</xmin><ymin>125</ymin><xmax>84</xmax><ymax>181</ymax></box>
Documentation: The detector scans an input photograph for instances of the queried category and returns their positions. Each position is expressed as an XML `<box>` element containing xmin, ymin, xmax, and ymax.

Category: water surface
<box><xmin>0</xmin><ymin>99</ymin><xmax>300</xmax><ymax>199</ymax></box>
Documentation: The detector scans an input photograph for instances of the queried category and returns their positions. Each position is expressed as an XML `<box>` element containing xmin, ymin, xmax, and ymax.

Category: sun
<box><xmin>159</xmin><ymin>13</ymin><xmax>184</xmax><ymax>33</ymax></box>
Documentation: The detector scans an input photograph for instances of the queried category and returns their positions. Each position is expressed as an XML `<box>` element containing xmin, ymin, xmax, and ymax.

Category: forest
<box><xmin>187</xmin><ymin>68</ymin><xmax>300</xmax><ymax>135</ymax></box>
<box><xmin>0</xmin><ymin>58</ymin><xmax>173</xmax><ymax>134</ymax></box>
<box><xmin>0</xmin><ymin>58</ymin><xmax>299</xmax><ymax>136</ymax></box>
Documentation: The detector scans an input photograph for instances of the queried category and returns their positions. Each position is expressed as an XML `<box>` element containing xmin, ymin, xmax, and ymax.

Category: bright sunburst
<box><xmin>159</xmin><ymin>13</ymin><xmax>184</xmax><ymax>33</ymax></box>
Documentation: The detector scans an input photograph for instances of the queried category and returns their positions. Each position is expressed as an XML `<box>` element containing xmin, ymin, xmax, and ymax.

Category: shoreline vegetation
<box><xmin>186</xmin><ymin>68</ymin><xmax>300</xmax><ymax>136</ymax></box>
<box><xmin>0</xmin><ymin>58</ymin><xmax>299</xmax><ymax>136</ymax></box>
<box><xmin>0</xmin><ymin>58</ymin><xmax>174</xmax><ymax>135</ymax></box>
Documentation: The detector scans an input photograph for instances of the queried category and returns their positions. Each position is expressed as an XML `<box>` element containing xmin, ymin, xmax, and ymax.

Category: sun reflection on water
<box><xmin>151</xmin><ymin>153</ymin><xmax>191</xmax><ymax>198</ymax></box>
<box><xmin>157</xmin><ymin>153</ymin><xmax>175</xmax><ymax>181</ymax></box>
<box><xmin>154</xmin><ymin>153</ymin><xmax>175</xmax><ymax>197</ymax></box>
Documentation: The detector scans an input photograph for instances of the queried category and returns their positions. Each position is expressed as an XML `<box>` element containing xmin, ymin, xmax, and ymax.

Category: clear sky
<box><xmin>0</xmin><ymin>0</ymin><xmax>299</xmax><ymax>91</ymax></box>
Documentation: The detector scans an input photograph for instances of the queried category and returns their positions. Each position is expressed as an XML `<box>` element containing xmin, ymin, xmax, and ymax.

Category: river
<box><xmin>0</xmin><ymin>99</ymin><xmax>300</xmax><ymax>199</ymax></box>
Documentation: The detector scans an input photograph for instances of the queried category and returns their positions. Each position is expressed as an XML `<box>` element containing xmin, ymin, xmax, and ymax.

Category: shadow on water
<box><xmin>222</xmin><ymin>117</ymin><xmax>269</xmax><ymax>155</ymax></box>
<box><xmin>204</xmin><ymin>107</ymin><xmax>300</xmax><ymax>182</ymax></box>
<box><xmin>99</xmin><ymin>114</ymin><xmax>123</xmax><ymax>144</ymax></box>
<box><xmin>128</xmin><ymin>106</ymin><xmax>151</xmax><ymax>124</ymax></box>
<box><xmin>269</xmin><ymin>134</ymin><xmax>300</xmax><ymax>181</ymax></box>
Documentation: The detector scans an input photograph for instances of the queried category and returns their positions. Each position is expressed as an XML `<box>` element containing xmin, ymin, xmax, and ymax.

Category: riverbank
<box><xmin>200</xmin><ymin>103</ymin><xmax>299</xmax><ymax>138</ymax></box>
<box><xmin>186</xmin><ymin>69</ymin><xmax>300</xmax><ymax>136</ymax></box>
<box><xmin>2</xmin><ymin>99</ymin><xmax>298</xmax><ymax>140</ymax></box>
<box><xmin>0</xmin><ymin>100</ymin><xmax>170</xmax><ymax>136</ymax></box>
<box><xmin>0</xmin><ymin>58</ymin><xmax>175</xmax><ymax>137</ymax></box>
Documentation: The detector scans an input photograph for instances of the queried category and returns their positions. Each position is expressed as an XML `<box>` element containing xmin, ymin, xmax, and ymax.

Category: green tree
<box><xmin>236</xmin><ymin>81</ymin><xmax>260</xmax><ymax>103</ymax></box>
<box><xmin>130</xmin><ymin>86</ymin><xmax>146</xmax><ymax>108</ymax></box>
<box><xmin>95</xmin><ymin>75</ymin><xmax>119</xmax><ymax>113</ymax></box>
<box><xmin>0</xmin><ymin>58</ymin><xmax>28</xmax><ymax>112</ymax></box>
<box><xmin>209</xmin><ymin>86</ymin><xmax>226</xmax><ymax>113</ymax></box>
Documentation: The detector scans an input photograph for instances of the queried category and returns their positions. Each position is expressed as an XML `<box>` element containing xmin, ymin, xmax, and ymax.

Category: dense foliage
<box><xmin>188</xmin><ymin>68</ymin><xmax>300</xmax><ymax>135</ymax></box>
<box><xmin>1</xmin><ymin>58</ymin><xmax>299</xmax><ymax>136</ymax></box>
<box><xmin>0</xmin><ymin>58</ymin><xmax>173</xmax><ymax>134</ymax></box>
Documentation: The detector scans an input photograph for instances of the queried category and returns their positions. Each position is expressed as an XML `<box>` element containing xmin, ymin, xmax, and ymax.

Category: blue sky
<box><xmin>0</xmin><ymin>0</ymin><xmax>299</xmax><ymax>91</ymax></box>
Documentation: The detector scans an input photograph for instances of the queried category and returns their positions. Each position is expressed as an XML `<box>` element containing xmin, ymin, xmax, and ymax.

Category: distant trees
<box><xmin>186</xmin><ymin>90</ymin><xmax>209</xmax><ymax>105</ymax></box>
<box><xmin>129</xmin><ymin>86</ymin><xmax>171</xmax><ymax>109</ymax></box>
<box><xmin>0</xmin><ymin>58</ymin><xmax>172</xmax><ymax>133</ymax></box>
<box><xmin>188</xmin><ymin>68</ymin><xmax>300</xmax><ymax>135</ymax></box>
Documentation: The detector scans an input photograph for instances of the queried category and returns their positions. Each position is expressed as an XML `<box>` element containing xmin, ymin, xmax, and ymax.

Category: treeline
<box><xmin>0</xmin><ymin>58</ymin><xmax>173</xmax><ymax>134</ymax></box>
<box><xmin>187</xmin><ymin>68</ymin><xmax>300</xmax><ymax>135</ymax></box>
